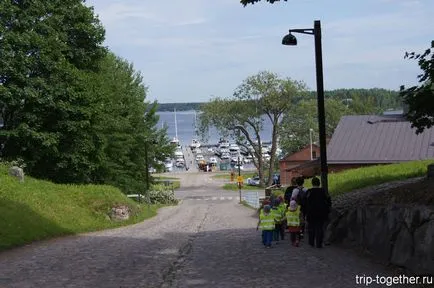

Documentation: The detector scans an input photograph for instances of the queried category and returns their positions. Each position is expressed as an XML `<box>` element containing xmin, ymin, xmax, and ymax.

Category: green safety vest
<box><xmin>278</xmin><ymin>203</ymin><xmax>286</xmax><ymax>217</ymax></box>
<box><xmin>259</xmin><ymin>213</ymin><xmax>275</xmax><ymax>231</ymax></box>
<box><xmin>271</xmin><ymin>208</ymin><xmax>282</xmax><ymax>223</ymax></box>
<box><xmin>286</xmin><ymin>207</ymin><xmax>301</xmax><ymax>227</ymax></box>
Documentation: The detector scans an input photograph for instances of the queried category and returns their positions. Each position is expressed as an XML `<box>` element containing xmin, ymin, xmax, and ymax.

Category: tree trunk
<box><xmin>267</xmin><ymin>118</ymin><xmax>279</xmax><ymax>187</ymax></box>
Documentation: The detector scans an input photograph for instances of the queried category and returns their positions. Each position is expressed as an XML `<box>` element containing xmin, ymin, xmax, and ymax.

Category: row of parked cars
<box><xmin>246</xmin><ymin>174</ymin><xmax>280</xmax><ymax>186</ymax></box>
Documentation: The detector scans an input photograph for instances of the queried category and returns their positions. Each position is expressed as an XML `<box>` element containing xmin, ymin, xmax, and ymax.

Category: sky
<box><xmin>86</xmin><ymin>0</ymin><xmax>434</xmax><ymax>103</ymax></box>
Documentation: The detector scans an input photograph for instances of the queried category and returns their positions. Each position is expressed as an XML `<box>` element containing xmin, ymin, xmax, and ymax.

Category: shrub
<box><xmin>147</xmin><ymin>184</ymin><xmax>178</xmax><ymax>205</ymax></box>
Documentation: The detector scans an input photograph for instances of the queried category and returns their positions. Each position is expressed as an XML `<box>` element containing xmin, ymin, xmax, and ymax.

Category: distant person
<box><xmin>272</xmin><ymin>173</ymin><xmax>279</xmax><ymax>185</ymax></box>
<box><xmin>305</xmin><ymin>177</ymin><xmax>331</xmax><ymax>248</ymax></box>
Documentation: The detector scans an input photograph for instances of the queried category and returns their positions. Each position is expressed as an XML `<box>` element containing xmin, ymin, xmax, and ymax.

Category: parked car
<box><xmin>221</xmin><ymin>153</ymin><xmax>230</xmax><ymax>159</ymax></box>
<box><xmin>247</xmin><ymin>176</ymin><xmax>260</xmax><ymax>186</ymax></box>
<box><xmin>164</xmin><ymin>161</ymin><xmax>173</xmax><ymax>172</ymax></box>
<box><xmin>175</xmin><ymin>161</ymin><xmax>185</xmax><ymax>168</ymax></box>
<box><xmin>209</xmin><ymin>157</ymin><xmax>218</xmax><ymax>164</ymax></box>
<box><xmin>196</xmin><ymin>154</ymin><xmax>204</xmax><ymax>161</ymax></box>
<box><xmin>233</xmin><ymin>163</ymin><xmax>243</xmax><ymax>171</ymax></box>
<box><xmin>148</xmin><ymin>167</ymin><xmax>157</xmax><ymax>173</ymax></box>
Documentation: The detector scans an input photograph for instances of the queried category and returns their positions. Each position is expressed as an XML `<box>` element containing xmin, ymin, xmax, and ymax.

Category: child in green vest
<box><xmin>277</xmin><ymin>196</ymin><xmax>287</xmax><ymax>240</ymax></box>
<box><xmin>286</xmin><ymin>200</ymin><xmax>302</xmax><ymax>247</ymax></box>
<box><xmin>271</xmin><ymin>199</ymin><xmax>283</xmax><ymax>242</ymax></box>
<box><xmin>258</xmin><ymin>199</ymin><xmax>270</xmax><ymax>245</ymax></box>
<box><xmin>257</xmin><ymin>205</ymin><xmax>274</xmax><ymax>248</ymax></box>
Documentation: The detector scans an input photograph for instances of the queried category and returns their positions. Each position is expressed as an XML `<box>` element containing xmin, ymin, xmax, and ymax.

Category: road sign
<box><xmin>237</xmin><ymin>176</ymin><xmax>244</xmax><ymax>183</ymax></box>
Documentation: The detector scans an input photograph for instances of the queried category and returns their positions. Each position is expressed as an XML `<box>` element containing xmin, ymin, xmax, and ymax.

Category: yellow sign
<box><xmin>237</xmin><ymin>176</ymin><xmax>244</xmax><ymax>183</ymax></box>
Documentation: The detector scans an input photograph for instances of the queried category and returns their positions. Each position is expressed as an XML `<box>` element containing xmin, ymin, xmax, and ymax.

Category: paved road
<box><xmin>0</xmin><ymin>172</ymin><xmax>407</xmax><ymax>288</ymax></box>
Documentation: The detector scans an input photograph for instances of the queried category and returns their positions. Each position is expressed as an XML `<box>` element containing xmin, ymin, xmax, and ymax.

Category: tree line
<box><xmin>0</xmin><ymin>1</ymin><xmax>174</xmax><ymax>195</ymax></box>
<box><xmin>157</xmin><ymin>88</ymin><xmax>402</xmax><ymax>113</ymax></box>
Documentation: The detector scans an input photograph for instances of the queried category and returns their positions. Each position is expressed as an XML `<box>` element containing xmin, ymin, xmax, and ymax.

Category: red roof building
<box><xmin>279</xmin><ymin>143</ymin><xmax>320</xmax><ymax>186</ymax></box>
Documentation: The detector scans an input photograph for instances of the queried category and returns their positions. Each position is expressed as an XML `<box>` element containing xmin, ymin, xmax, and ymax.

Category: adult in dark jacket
<box><xmin>284</xmin><ymin>177</ymin><xmax>297</xmax><ymax>206</ymax></box>
<box><xmin>305</xmin><ymin>177</ymin><xmax>331</xmax><ymax>248</ymax></box>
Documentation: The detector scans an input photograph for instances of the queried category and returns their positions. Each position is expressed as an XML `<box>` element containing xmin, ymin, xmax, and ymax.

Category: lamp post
<box><xmin>238</xmin><ymin>156</ymin><xmax>241</xmax><ymax>203</ymax></box>
<box><xmin>282</xmin><ymin>20</ymin><xmax>329</xmax><ymax>194</ymax></box>
<box><xmin>309</xmin><ymin>128</ymin><xmax>313</xmax><ymax>160</ymax></box>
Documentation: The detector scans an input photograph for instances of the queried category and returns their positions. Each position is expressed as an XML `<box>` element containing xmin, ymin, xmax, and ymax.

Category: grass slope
<box><xmin>0</xmin><ymin>165</ymin><xmax>163</xmax><ymax>251</ymax></box>
<box><xmin>327</xmin><ymin>160</ymin><xmax>433</xmax><ymax>197</ymax></box>
<box><xmin>223</xmin><ymin>160</ymin><xmax>433</xmax><ymax>195</ymax></box>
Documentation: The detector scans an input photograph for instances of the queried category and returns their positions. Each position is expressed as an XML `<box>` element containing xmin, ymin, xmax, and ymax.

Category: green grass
<box><xmin>212</xmin><ymin>171</ymin><xmax>256</xmax><ymax>180</ymax></box>
<box><xmin>0</xmin><ymin>164</ymin><xmax>166</xmax><ymax>251</ymax></box>
<box><xmin>289</xmin><ymin>160</ymin><xmax>433</xmax><ymax>197</ymax></box>
<box><xmin>327</xmin><ymin>160</ymin><xmax>433</xmax><ymax>197</ymax></box>
<box><xmin>222</xmin><ymin>183</ymin><xmax>264</xmax><ymax>191</ymax></box>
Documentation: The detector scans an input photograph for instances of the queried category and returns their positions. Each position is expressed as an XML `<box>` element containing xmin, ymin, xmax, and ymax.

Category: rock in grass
<box><xmin>9</xmin><ymin>166</ymin><xmax>24</xmax><ymax>183</ymax></box>
<box><xmin>109</xmin><ymin>205</ymin><xmax>130</xmax><ymax>221</ymax></box>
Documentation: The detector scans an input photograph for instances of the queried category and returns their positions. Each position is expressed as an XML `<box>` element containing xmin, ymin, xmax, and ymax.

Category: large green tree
<box><xmin>0</xmin><ymin>0</ymin><xmax>106</xmax><ymax>182</ymax></box>
<box><xmin>198</xmin><ymin>71</ymin><xmax>306</xmax><ymax>186</ymax></box>
<box><xmin>279</xmin><ymin>99</ymin><xmax>351</xmax><ymax>154</ymax></box>
<box><xmin>400</xmin><ymin>41</ymin><xmax>434</xmax><ymax>134</ymax></box>
<box><xmin>87</xmin><ymin>53</ymin><xmax>174</xmax><ymax>194</ymax></box>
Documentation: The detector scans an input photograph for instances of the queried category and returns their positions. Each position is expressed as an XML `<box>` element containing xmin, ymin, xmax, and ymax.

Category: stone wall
<box><xmin>325</xmin><ymin>178</ymin><xmax>434</xmax><ymax>276</ymax></box>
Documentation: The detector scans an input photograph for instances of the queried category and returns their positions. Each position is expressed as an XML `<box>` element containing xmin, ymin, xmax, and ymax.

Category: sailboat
<box><xmin>169</xmin><ymin>108</ymin><xmax>184</xmax><ymax>164</ymax></box>
<box><xmin>170</xmin><ymin>108</ymin><xmax>180</xmax><ymax>146</ymax></box>
<box><xmin>190</xmin><ymin>110</ymin><xmax>201</xmax><ymax>149</ymax></box>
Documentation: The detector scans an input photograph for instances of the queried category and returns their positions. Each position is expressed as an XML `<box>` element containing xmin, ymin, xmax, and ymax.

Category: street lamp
<box><xmin>282</xmin><ymin>20</ymin><xmax>329</xmax><ymax>194</ymax></box>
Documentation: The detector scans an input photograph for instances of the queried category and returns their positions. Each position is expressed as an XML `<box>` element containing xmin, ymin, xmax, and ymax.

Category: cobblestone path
<box><xmin>0</xmin><ymin>179</ymin><xmax>411</xmax><ymax>287</ymax></box>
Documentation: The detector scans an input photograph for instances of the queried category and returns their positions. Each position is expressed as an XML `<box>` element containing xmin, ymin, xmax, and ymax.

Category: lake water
<box><xmin>157</xmin><ymin>111</ymin><xmax>273</xmax><ymax>146</ymax></box>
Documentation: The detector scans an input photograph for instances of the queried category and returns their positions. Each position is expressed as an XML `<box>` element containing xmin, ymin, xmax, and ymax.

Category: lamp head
<box><xmin>282</xmin><ymin>32</ymin><xmax>297</xmax><ymax>46</ymax></box>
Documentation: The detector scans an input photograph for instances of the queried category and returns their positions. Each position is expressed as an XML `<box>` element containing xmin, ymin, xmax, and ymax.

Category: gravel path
<box><xmin>0</xmin><ymin>172</ymin><xmax>407</xmax><ymax>288</ymax></box>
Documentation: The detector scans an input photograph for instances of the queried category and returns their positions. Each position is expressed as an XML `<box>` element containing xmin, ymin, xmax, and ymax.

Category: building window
<box><xmin>312</xmin><ymin>151</ymin><xmax>317</xmax><ymax>159</ymax></box>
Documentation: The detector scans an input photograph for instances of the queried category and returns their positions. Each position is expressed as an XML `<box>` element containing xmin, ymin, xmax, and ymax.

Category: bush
<box><xmin>147</xmin><ymin>184</ymin><xmax>178</xmax><ymax>205</ymax></box>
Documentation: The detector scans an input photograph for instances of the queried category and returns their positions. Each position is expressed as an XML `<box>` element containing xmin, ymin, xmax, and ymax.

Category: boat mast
<box><xmin>174</xmin><ymin>108</ymin><xmax>178</xmax><ymax>139</ymax></box>
<box><xmin>194</xmin><ymin>110</ymin><xmax>198</xmax><ymax>134</ymax></box>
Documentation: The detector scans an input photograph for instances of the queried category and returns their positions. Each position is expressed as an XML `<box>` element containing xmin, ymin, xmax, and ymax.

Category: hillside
<box><xmin>0</xmin><ymin>164</ymin><xmax>161</xmax><ymax>251</ymax></box>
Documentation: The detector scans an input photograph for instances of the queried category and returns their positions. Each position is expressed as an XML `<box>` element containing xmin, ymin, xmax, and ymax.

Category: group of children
<box><xmin>256</xmin><ymin>196</ymin><xmax>303</xmax><ymax>248</ymax></box>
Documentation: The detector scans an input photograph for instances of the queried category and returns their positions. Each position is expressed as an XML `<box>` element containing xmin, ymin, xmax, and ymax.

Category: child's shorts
<box><xmin>287</xmin><ymin>226</ymin><xmax>301</xmax><ymax>233</ymax></box>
